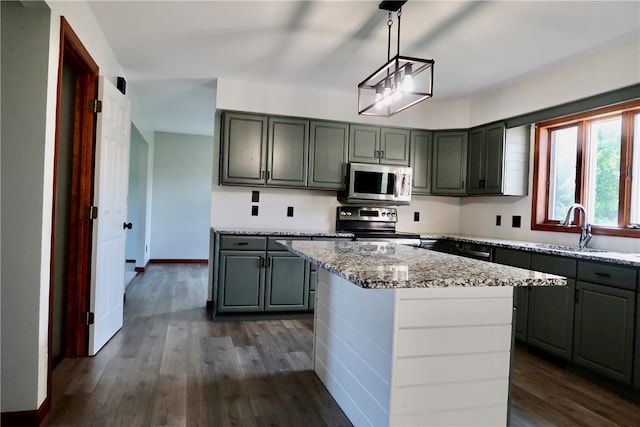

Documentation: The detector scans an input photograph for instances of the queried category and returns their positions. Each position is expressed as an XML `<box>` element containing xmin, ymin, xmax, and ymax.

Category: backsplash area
<box><xmin>210</xmin><ymin>186</ymin><xmax>461</xmax><ymax>234</ymax></box>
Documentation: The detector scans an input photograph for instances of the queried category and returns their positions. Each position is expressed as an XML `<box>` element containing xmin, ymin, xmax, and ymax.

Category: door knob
<box><xmin>123</xmin><ymin>222</ymin><xmax>133</xmax><ymax>230</ymax></box>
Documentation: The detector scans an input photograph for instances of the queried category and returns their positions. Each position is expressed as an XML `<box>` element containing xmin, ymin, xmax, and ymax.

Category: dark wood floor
<box><xmin>42</xmin><ymin>264</ymin><xmax>640</xmax><ymax>427</ymax></box>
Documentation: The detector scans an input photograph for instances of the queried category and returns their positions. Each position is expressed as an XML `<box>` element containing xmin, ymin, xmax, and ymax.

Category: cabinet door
<box><xmin>494</xmin><ymin>248</ymin><xmax>531</xmax><ymax>342</ymax></box>
<box><xmin>308</xmin><ymin>120</ymin><xmax>349</xmax><ymax>189</ymax></box>
<box><xmin>265</xmin><ymin>252</ymin><xmax>309</xmax><ymax>311</ymax></box>
<box><xmin>527</xmin><ymin>254</ymin><xmax>577</xmax><ymax>359</ymax></box>
<box><xmin>380</xmin><ymin>127</ymin><xmax>410</xmax><ymax>165</ymax></box>
<box><xmin>467</xmin><ymin>127</ymin><xmax>485</xmax><ymax>194</ymax></box>
<box><xmin>221</xmin><ymin>112</ymin><xmax>268</xmax><ymax>185</ymax></box>
<box><xmin>431</xmin><ymin>131</ymin><xmax>468</xmax><ymax>195</ymax></box>
<box><xmin>267</xmin><ymin>117</ymin><xmax>309</xmax><ymax>187</ymax></box>
<box><xmin>574</xmin><ymin>281</ymin><xmax>635</xmax><ymax>384</ymax></box>
<box><xmin>410</xmin><ymin>130</ymin><xmax>432</xmax><ymax>194</ymax></box>
<box><xmin>218</xmin><ymin>250</ymin><xmax>265</xmax><ymax>313</ymax></box>
<box><xmin>484</xmin><ymin>123</ymin><xmax>505</xmax><ymax>193</ymax></box>
<box><xmin>349</xmin><ymin>124</ymin><xmax>380</xmax><ymax>164</ymax></box>
<box><xmin>635</xmin><ymin>292</ymin><xmax>640</xmax><ymax>389</ymax></box>
<box><xmin>527</xmin><ymin>280</ymin><xmax>575</xmax><ymax>359</ymax></box>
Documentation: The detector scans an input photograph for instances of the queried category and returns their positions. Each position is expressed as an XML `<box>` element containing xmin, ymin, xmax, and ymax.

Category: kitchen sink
<box><xmin>531</xmin><ymin>243</ymin><xmax>608</xmax><ymax>253</ymax></box>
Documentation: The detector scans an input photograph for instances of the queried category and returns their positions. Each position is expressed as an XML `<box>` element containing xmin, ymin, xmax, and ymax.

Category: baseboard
<box><xmin>1</xmin><ymin>395</ymin><xmax>50</xmax><ymax>427</ymax></box>
<box><xmin>149</xmin><ymin>259</ymin><xmax>208</xmax><ymax>264</ymax></box>
<box><xmin>134</xmin><ymin>259</ymin><xmax>150</xmax><ymax>272</ymax></box>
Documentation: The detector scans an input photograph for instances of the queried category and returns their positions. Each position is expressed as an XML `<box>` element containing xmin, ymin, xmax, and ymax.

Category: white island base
<box><xmin>313</xmin><ymin>268</ymin><xmax>515</xmax><ymax>427</ymax></box>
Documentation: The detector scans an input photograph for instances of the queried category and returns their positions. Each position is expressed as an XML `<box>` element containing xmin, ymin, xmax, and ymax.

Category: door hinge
<box><xmin>92</xmin><ymin>99</ymin><xmax>103</xmax><ymax>113</ymax></box>
<box><xmin>88</xmin><ymin>206</ymin><xmax>98</xmax><ymax>220</ymax></box>
<box><xmin>86</xmin><ymin>312</ymin><xmax>95</xmax><ymax>325</ymax></box>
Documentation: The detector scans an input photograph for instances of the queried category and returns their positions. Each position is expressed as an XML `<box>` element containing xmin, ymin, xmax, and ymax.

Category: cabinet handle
<box><xmin>380</xmin><ymin>150</ymin><xmax>384</xmax><ymax>159</ymax></box>
<box><xmin>236</xmin><ymin>242</ymin><xmax>249</xmax><ymax>246</ymax></box>
<box><xmin>267</xmin><ymin>257</ymin><xmax>271</xmax><ymax>267</ymax></box>
<box><xmin>575</xmin><ymin>288</ymin><xmax>580</xmax><ymax>303</ymax></box>
<box><xmin>594</xmin><ymin>272</ymin><xmax>611</xmax><ymax>278</ymax></box>
<box><xmin>260</xmin><ymin>171</ymin><xmax>264</xmax><ymax>180</ymax></box>
<box><xmin>267</xmin><ymin>170</ymin><xmax>270</xmax><ymax>180</ymax></box>
<box><xmin>479</xmin><ymin>179</ymin><xmax>486</xmax><ymax>189</ymax></box>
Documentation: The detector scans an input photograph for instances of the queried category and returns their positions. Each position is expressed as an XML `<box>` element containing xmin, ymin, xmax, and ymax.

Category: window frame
<box><xmin>532</xmin><ymin>99</ymin><xmax>640</xmax><ymax>238</ymax></box>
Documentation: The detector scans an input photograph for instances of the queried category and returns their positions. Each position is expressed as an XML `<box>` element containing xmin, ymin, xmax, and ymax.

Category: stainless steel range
<box><xmin>336</xmin><ymin>206</ymin><xmax>421</xmax><ymax>246</ymax></box>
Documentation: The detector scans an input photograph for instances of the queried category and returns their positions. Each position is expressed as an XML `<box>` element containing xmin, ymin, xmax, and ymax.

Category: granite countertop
<box><xmin>278</xmin><ymin>240</ymin><xmax>566</xmax><ymax>289</ymax></box>
<box><xmin>421</xmin><ymin>234</ymin><xmax>640</xmax><ymax>268</ymax></box>
<box><xmin>212</xmin><ymin>227</ymin><xmax>353</xmax><ymax>238</ymax></box>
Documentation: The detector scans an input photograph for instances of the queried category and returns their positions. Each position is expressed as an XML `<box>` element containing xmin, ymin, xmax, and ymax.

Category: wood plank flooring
<box><xmin>41</xmin><ymin>264</ymin><xmax>640</xmax><ymax>427</ymax></box>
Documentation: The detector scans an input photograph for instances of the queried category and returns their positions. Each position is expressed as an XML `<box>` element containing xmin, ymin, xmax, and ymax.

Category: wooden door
<box><xmin>89</xmin><ymin>76</ymin><xmax>131</xmax><ymax>355</ymax></box>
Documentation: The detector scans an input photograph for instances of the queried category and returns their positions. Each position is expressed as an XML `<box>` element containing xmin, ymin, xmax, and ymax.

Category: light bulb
<box><xmin>402</xmin><ymin>63</ymin><xmax>413</xmax><ymax>92</ymax></box>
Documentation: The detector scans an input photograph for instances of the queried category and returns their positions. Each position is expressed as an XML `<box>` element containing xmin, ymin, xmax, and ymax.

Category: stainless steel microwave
<box><xmin>338</xmin><ymin>162</ymin><xmax>412</xmax><ymax>205</ymax></box>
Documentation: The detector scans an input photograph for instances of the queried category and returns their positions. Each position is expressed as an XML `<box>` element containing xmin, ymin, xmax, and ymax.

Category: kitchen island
<box><xmin>278</xmin><ymin>240</ymin><xmax>566</xmax><ymax>427</ymax></box>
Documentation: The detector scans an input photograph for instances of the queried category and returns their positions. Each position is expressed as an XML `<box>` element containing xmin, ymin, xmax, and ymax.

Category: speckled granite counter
<box><xmin>278</xmin><ymin>240</ymin><xmax>565</xmax><ymax>289</ymax></box>
<box><xmin>213</xmin><ymin>227</ymin><xmax>353</xmax><ymax>238</ymax></box>
<box><xmin>421</xmin><ymin>234</ymin><xmax>640</xmax><ymax>267</ymax></box>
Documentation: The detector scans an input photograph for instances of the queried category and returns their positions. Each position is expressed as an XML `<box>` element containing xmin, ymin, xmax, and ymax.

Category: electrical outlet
<box><xmin>414</xmin><ymin>212</ymin><xmax>420</xmax><ymax>221</ymax></box>
<box><xmin>287</xmin><ymin>206</ymin><xmax>294</xmax><ymax>217</ymax></box>
<box><xmin>496</xmin><ymin>215</ymin><xmax>502</xmax><ymax>226</ymax></box>
<box><xmin>251</xmin><ymin>205</ymin><xmax>259</xmax><ymax>216</ymax></box>
<box><xmin>252</xmin><ymin>190</ymin><xmax>260</xmax><ymax>203</ymax></box>
<box><xmin>512</xmin><ymin>215</ymin><xmax>521</xmax><ymax>228</ymax></box>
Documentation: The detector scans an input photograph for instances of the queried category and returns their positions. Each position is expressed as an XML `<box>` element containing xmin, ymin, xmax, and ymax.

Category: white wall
<box><xmin>151</xmin><ymin>132</ymin><xmax>213</xmax><ymax>259</ymax></box>
<box><xmin>1</xmin><ymin>0</ymin><xmax>133</xmax><ymax>412</ymax></box>
<box><xmin>1</xmin><ymin>1</ymin><xmax>52</xmax><ymax>412</ymax></box>
<box><xmin>460</xmin><ymin>37</ymin><xmax>640</xmax><ymax>253</ymax></box>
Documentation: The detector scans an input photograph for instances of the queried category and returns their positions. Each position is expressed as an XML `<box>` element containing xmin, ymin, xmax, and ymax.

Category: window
<box><xmin>532</xmin><ymin>99</ymin><xmax>640</xmax><ymax>237</ymax></box>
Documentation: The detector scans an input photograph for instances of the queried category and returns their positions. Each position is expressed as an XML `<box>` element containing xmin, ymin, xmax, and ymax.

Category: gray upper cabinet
<box><xmin>431</xmin><ymin>131</ymin><xmax>468</xmax><ymax>195</ymax></box>
<box><xmin>349</xmin><ymin>124</ymin><xmax>410</xmax><ymax>165</ymax></box>
<box><xmin>468</xmin><ymin>123</ymin><xmax>529</xmax><ymax>196</ymax></box>
<box><xmin>380</xmin><ymin>127</ymin><xmax>410</xmax><ymax>165</ymax></box>
<box><xmin>267</xmin><ymin>116</ymin><xmax>309</xmax><ymax>187</ymax></box>
<box><xmin>349</xmin><ymin>124</ymin><xmax>380</xmax><ymax>163</ymax></box>
<box><xmin>308</xmin><ymin>120</ymin><xmax>349</xmax><ymax>189</ymax></box>
<box><xmin>220</xmin><ymin>112</ymin><xmax>308</xmax><ymax>187</ymax></box>
<box><xmin>220</xmin><ymin>112</ymin><xmax>268</xmax><ymax>185</ymax></box>
<box><xmin>410</xmin><ymin>130</ymin><xmax>432</xmax><ymax>194</ymax></box>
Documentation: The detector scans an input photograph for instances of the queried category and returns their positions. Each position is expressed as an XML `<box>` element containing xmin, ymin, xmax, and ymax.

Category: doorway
<box><xmin>49</xmin><ymin>17</ymin><xmax>98</xmax><ymax>373</ymax></box>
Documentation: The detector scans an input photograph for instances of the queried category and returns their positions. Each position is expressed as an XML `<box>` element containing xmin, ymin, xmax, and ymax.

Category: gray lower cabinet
<box><xmin>527</xmin><ymin>254</ymin><xmax>576</xmax><ymax>359</ymax></box>
<box><xmin>573</xmin><ymin>260</ymin><xmax>637</xmax><ymax>384</ymax></box>
<box><xmin>216</xmin><ymin>235</ymin><xmax>311</xmax><ymax>313</ymax></box>
<box><xmin>494</xmin><ymin>248</ymin><xmax>531</xmax><ymax>342</ymax></box>
<box><xmin>409</xmin><ymin>130</ymin><xmax>432</xmax><ymax>194</ymax></box>
<box><xmin>265</xmin><ymin>251</ymin><xmax>309</xmax><ymax>311</ymax></box>
<box><xmin>308</xmin><ymin>120</ymin><xmax>349</xmax><ymax>189</ymax></box>
<box><xmin>431</xmin><ymin>131</ymin><xmax>468</xmax><ymax>195</ymax></box>
<box><xmin>349</xmin><ymin>124</ymin><xmax>410</xmax><ymax>165</ymax></box>
<box><xmin>635</xmin><ymin>291</ymin><xmax>640</xmax><ymax>389</ymax></box>
<box><xmin>218</xmin><ymin>250</ymin><xmax>265</xmax><ymax>312</ymax></box>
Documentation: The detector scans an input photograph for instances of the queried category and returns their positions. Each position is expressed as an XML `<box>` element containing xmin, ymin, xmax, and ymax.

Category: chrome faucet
<box><xmin>561</xmin><ymin>203</ymin><xmax>592</xmax><ymax>249</ymax></box>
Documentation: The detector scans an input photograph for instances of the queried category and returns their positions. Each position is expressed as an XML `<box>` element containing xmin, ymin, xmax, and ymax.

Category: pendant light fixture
<box><xmin>357</xmin><ymin>0</ymin><xmax>434</xmax><ymax>117</ymax></box>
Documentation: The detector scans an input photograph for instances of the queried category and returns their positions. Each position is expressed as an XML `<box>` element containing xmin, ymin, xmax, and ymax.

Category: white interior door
<box><xmin>89</xmin><ymin>76</ymin><xmax>131</xmax><ymax>355</ymax></box>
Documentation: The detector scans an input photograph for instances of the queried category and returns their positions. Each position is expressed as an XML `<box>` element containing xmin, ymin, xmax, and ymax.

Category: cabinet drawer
<box><xmin>531</xmin><ymin>254</ymin><xmax>576</xmax><ymax>278</ymax></box>
<box><xmin>220</xmin><ymin>236</ymin><xmax>267</xmax><ymax>251</ymax></box>
<box><xmin>267</xmin><ymin>236</ymin><xmax>309</xmax><ymax>251</ymax></box>
<box><xmin>577</xmin><ymin>261</ymin><xmax>637</xmax><ymax>291</ymax></box>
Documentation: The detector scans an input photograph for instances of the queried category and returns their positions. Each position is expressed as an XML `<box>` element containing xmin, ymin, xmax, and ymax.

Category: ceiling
<box><xmin>87</xmin><ymin>0</ymin><xmax>640</xmax><ymax>136</ymax></box>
